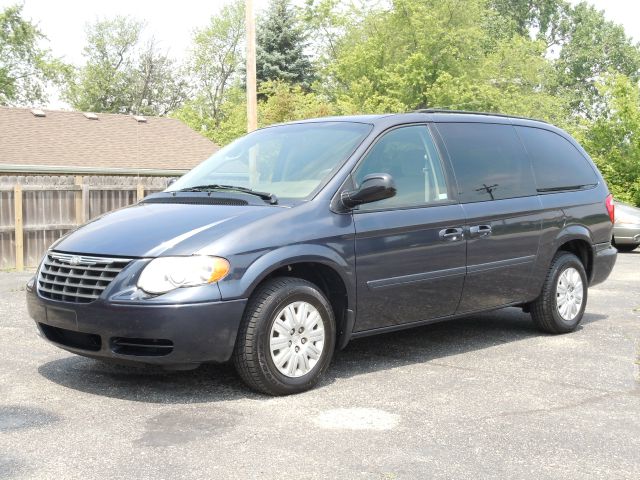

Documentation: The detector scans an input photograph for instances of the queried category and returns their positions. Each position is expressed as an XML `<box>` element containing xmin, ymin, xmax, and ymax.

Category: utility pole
<box><xmin>246</xmin><ymin>0</ymin><xmax>258</xmax><ymax>132</ymax></box>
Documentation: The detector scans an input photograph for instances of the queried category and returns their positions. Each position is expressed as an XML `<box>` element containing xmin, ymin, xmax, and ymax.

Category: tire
<box><xmin>233</xmin><ymin>277</ymin><xmax>336</xmax><ymax>396</ymax></box>
<box><xmin>614</xmin><ymin>242</ymin><xmax>639</xmax><ymax>253</ymax></box>
<box><xmin>530</xmin><ymin>252</ymin><xmax>588</xmax><ymax>334</ymax></box>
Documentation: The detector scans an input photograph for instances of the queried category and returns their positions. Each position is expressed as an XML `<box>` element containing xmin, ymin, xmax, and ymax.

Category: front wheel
<box><xmin>530</xmin><ymin>252</ymin><xmax>588</xmax><ymax>334</ymax></box>
<box><xmin>233</xmin><ymin>277</ymin><xmax>336</xmax><ymax>396</ymax></box>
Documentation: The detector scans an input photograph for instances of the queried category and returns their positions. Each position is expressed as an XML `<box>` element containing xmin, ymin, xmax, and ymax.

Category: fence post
<box><xmin>82</xmin><ymin>183</ymin><xmax>90</xmax><ymax>222</ymax></box>
<box><xmin>14</xmin><ymin>184</ymin><xmax>24</xmax><ymax>271</ymax></box>
<box><xmin>136</xmin><ymin>184</ymin><xmax>144</xmax><ymax>202</ymax></box>
<box><xmin>74</xmin><ymin>176</ymin><xmax>84</xmax><ymax>224</ymax></box>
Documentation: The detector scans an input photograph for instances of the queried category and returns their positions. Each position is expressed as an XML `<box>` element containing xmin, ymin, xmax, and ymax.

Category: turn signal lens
<box><xmin>208</xmin><ymin>257</ymin><xmax>230</xmax><ymax>283</ymax></box>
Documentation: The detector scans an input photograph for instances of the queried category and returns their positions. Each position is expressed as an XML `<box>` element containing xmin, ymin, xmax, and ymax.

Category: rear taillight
<box><xmin>605</xmin><ymin>194</ymin><xmax>615</xmax><ymax>223</ymax></box>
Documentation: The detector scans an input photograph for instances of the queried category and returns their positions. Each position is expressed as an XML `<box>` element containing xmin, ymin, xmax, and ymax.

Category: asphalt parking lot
<box><xmin>1</xmin><ymin>253</ymin><xmax>639</xmax><ymax>480</ymax></box>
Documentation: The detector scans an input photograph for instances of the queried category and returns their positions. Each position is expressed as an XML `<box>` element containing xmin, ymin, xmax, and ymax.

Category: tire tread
<box><xmin>233</xmin><ymin>277</ymin><xmax>334</xmax><ymax>395</ymax></box>
<box><xmin>530</xmin><ymin>252</ymin><xmax>586</xmax><ymax>334</ymax></box>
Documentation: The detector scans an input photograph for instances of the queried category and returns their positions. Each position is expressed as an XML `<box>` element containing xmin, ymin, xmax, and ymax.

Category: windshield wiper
<box><xmin>175</xmin><ymin>184</ymin><xmax>278</xmax><ymax>204</ymax></box>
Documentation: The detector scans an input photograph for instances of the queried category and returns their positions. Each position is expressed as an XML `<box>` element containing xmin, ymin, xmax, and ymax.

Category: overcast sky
<box><xmin>2</xmin><ymin>0</ymin><xmax>272</xmax><ymax>65</ymax></box>
<box><xmin>3</xmin><ymin>0</ymin><xmax>639</xmax><ymax>67</ymax></box>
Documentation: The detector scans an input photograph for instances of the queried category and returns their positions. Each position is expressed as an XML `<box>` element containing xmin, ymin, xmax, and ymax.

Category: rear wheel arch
<box><xmin>557</xmin><ymin>238</ymin><xmax>593</xmax><ymax>282</ymax></box>
<box><xmin>550</xmin><ymin>224</ymin><xmax>595</xmax><ymax>283</ymax></box>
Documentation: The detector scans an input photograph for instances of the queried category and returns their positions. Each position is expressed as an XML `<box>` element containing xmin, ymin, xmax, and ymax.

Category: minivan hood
<box><xmin>53</xmin><ymin>202</ymin><xmax>283</xmax><ymax>257</ymax></box>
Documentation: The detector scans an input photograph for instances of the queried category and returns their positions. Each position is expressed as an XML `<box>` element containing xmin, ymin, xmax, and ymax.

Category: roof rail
<box><xmin>413</xmin><ymin>108</ymin><xmax>549</xmax><ymax>124</ymax></box>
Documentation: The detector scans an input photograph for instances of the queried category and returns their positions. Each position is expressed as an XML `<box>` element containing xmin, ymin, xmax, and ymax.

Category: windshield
<box><xmin>167</xmin><ymin>121</ymin><xmax>372</xmax><ymax>201</ymax></box>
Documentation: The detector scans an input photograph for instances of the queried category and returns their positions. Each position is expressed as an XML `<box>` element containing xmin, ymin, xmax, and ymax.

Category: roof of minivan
<box><xmin>414</xmin><ymin>108</ymin><xmax>549</xmax><ymax>124</ymax></box>
<box><xmin>278</xmin><ymin>114</ymin><xmax>392</xmax><ymax>124</ymax></box>
<box><xmin>280</xmin><ymin>111</ymin><xmax>552</xmax><ymax>129</ymax></box>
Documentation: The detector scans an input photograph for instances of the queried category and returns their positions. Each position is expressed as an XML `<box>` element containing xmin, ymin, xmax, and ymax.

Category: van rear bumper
<box><xmin>26</xmin><ymin>281</ymin><xmax>247</xmax><ymax>366</ymax></box>
<box><xmin>590</xmin><ymin>242</ymin><xmax>617</xmax><ymax>286</ymax></box>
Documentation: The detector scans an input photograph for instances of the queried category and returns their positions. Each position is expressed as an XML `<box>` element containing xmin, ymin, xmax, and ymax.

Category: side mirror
<box><xmin>166</xmin><ymin>177</ymin><xmax>178</xmax><ymax>187</ymax></box>
<box><xmin>341</xmin><ymin>173</ymin><xmax>396</xmax><ymax>209</ymax></box>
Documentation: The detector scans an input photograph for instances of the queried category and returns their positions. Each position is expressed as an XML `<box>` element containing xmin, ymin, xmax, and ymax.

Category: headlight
<box><xmin>137</xmin><ymin>256</ymin><xmax>230</xmax><ymax>294</ymax></box>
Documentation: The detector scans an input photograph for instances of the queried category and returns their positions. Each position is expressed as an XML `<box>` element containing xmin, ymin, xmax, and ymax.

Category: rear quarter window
<box><xmin>436</xmin><ymin>123</ymin><xmax>536</xmax><ymax>203</ymax></box>
<box><xmin>515</xmin><ymin>126</ymin><xmax>598</xmax><ymax>192</ymax></box>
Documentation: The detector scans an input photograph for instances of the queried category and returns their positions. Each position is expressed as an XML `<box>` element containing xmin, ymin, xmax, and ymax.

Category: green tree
<box><xmin>0</xmin><ymin>4</ymin><xmax>66</xmax><ymax>106</ymax></box>
<box><xmin>175</xmin><ymin>0</ymin><xmax>245</xmax><ymax>141</ymax></box>
<box><xmin>127</xmin><ymin>40</ymin><xmax>188</xmax><ymax>116</ymax></box>
<box><xmin>486</xmin><ymin>0</ymin><xmax>640</xmax><ymax>117</ymax></box>
<box><xmin>65</xmin><ymin>16</ymin><xmax>186</xmax><ymax>115</ymax></box>
<box><xmin>259</xmin><ymin>80</ymin><xmax>334</xmax><ymax>124</ymax></box>
<box><xmin>488</xmin><ymin>0</ymin><xmax>570</xmax><ymax>46</ymax></box>
<box><xmin>426</xmin><ymin>36</ymin><xmax>566</xmax><ymax>124</ymax></box>
<box><xmin>257</xmin><ymin>0</ymin><xmax>313</xmax><ymax>86</ymax></box>
<box><xmin>181</xmin><ymin>80</ymin><xmax>336</xmax><ymax>146</ymax></box>
<box><xmin>315</xmin><ymin>0</ymin><xmax>564</xmax><ymax>120</ymax></box>
<box><xmin>578</xmin><ymin>74</ymin><xmax>640</xmax><ymax>206</ymax></box>
<box><xmin>554</xmin><ymin>2</ymin><xmax>640</xmax><ymax>117</ymax></box>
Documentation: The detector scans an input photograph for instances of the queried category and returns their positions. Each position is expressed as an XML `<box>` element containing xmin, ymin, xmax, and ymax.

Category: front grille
<box><xmin>38</xmin><ymin>252</ymin><xmax>132</xmax><ymax>303</ymax></box>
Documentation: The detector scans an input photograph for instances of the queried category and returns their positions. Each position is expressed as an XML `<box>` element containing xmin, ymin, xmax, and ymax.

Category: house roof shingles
<box><xmin>0</xmin><ymin>107</ymin><xmax>219</xmax><ymax>172</ymax></box>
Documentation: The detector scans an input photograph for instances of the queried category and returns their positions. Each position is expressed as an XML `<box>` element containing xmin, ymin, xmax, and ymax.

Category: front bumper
<box><xmin>590</xmin><ymin>242</ymin><xmax>617</xmax><ymax>287</ymax></box>
<box><xmin>26</xmin><ymin>280</ymin><xmax>247</xmax><ymax>366</ymax></box>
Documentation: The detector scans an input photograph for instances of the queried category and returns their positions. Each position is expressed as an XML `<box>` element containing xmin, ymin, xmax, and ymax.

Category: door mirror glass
<box><xmin>341</xmin><ymin>173</ymin><xmax>396</xmax><ymax>209</ymax></box>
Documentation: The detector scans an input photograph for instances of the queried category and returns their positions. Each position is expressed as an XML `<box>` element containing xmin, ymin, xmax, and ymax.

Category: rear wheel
<box><xmin>233</xmin><ymin>277</ymin><xmax>336</xmax><ymax>396</ymax></box>
<box><xmin>530</xmin><ymin>252</ymin><xmax>588</xmax><ymax>334</ymax></box>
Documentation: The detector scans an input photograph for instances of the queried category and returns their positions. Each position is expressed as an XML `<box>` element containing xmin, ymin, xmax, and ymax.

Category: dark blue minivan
<box><xmin>27</xmin><ymin>110</ymin><xmax>617</xmax><ymax>395</ymax></box>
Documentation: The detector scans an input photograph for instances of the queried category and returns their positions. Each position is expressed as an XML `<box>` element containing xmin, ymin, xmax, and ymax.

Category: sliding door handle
<box><xmin>469</xmin><ymin>224</ymin><xmax>492</xmax><ymax>238</ymax></box>
<box><xmin>439</xmin><ymin>227</ymin><xmax>464</xmax><ymax>242</ymax></box>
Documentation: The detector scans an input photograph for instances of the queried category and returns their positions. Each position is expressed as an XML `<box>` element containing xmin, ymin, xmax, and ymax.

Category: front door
<box><xmin>351</xmin><ymin>125</ymin><xmax>466</xmax><ymax>332</ymax></box>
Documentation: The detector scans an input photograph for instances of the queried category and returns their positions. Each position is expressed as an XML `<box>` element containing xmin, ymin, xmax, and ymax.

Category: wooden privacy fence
<box><xmin>0</xmin><ymin>175</ymin><xmax>172</xmax><ymax>270</ymax></box>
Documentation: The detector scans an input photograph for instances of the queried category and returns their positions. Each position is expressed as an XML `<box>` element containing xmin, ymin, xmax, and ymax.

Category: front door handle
<box><xmin>439</xmin><ymin>227</ymin><xmax>464</xmax><ymax>242</ymax></box>
<box><xmin>469</xmin><ymin>224</ymin><xmax>492</xmax><ymax>238</ymax></box>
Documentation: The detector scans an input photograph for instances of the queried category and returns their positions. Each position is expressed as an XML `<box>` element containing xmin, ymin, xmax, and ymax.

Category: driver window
<box><xmin>353</xmin><ymin>125</ymin><xmax>449</xmax><ymax>210</ymax></box>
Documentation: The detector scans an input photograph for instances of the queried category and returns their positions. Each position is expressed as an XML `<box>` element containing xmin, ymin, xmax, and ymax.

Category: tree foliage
<box><xmin>64</xmin><ymin>16</ymin><xmax>186</xmax><ymax>115</ymax></box>
<box><xmin>0</xmin><ymin>5</ymin><xmax>66</xmax><ymax>106</ymax></box>
<box><xmin>577</xmin><ymin>74</ymin><xmax>640</xmax><ymax>206</ymax></box>
<box><xmin>488</xmin><ymin>0</ymin><xmax>569</xmax><ymax>44</ymax></box>
<box><xmin>318</xmin><ymin>0</ymin><xmax>564</xmax><ymax>121</ymax></box>
<box><xmin>554</xmin><ymin>3</ymin><xmax>640</xmax><ymax>117</ymax></box>
<box><xmin>174</xmin><ymin>0</ymin><xmax>245</xmax><ymax>141</ymax></box>
<box><xmin>178</xmin><ymin>80</ymin><xmax>335</xmax><ymax>146</ymax></box>
<box><xmin>256</xmin><ymin>0</ymin><xmax>313</xmax><ymax>87</ymax></box>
